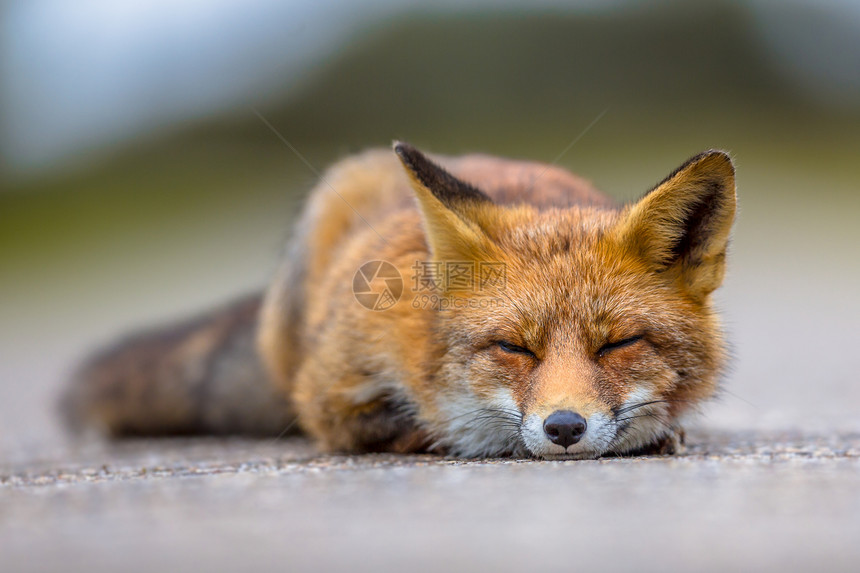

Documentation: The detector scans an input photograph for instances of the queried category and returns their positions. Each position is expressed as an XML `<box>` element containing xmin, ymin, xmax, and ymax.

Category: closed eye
<box><xmin>597</xmin><ymin>335</ymin><xmax>644</xmax><ymax>357</ymax></box>
<box><xmin>497</xmin><ymin>341</ymin><xmax>535</xmax><ymax>357</ymax></box>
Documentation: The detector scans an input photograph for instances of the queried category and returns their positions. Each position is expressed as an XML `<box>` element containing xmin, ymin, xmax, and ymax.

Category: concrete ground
<box><xmin>3</xmin><ymin>430</ymin><xmax>859</xmax><ymax>572</ymax></box>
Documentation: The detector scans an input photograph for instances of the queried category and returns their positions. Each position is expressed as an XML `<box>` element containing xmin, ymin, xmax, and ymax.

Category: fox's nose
<box><xmin>543</xmin><ymin>410</ymin><xmax>587</xmax><ymax>448</ymax></box>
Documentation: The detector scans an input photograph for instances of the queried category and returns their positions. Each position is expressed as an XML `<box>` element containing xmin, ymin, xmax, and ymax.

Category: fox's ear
<box><xmin>616</xmin><ymin>150</ymin><xmax>737</xmax><ymax>299</ymax></box>
<box><xmin>394</xmin><ymin>141</ymin><xmax>496</xmax><ymax>262</ymax></box>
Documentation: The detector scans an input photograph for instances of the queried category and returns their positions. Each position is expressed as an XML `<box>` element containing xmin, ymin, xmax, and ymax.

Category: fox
<box><xmin>61</xmin><ymin>142</ymin><xmax>736</xmax><ymax>459</ymax></box>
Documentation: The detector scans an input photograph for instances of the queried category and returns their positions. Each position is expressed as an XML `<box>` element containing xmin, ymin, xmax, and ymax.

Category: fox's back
<box><xmin>298</xmin><ymin>149</ymin><xmax>616</xmax><ymax>282</ymax></box>
<box><xmin>333</xmin><ymin>149</ymin><xmax>615</xmax><ymax>223</ymax></box>
<box><xmin>441</xmin><ymin>153</ymin><xmax>615</xmax><ymax>210</ymax></box>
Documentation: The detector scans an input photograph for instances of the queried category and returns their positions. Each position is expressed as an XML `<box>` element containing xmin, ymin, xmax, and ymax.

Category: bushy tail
<box><xmin>61</xmin><ymin>294</ymin><xmax>296</xmax><ymax>437</ymax></box>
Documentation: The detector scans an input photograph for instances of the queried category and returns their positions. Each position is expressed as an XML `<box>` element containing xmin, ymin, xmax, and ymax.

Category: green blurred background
<box><xmin>1</xmin><ymin>0</ymin><xmax>859</xmax><ymax>453</ymax></box>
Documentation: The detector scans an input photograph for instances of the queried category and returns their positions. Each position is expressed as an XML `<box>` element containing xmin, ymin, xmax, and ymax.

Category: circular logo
<box><xmin>352</xmin><ymin>260</ymin><xmax>404</xmax><ymax>311</ymax></box>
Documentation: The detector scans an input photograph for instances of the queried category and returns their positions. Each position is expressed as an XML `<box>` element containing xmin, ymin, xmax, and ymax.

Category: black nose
<box><xmin>543</xmin><ymin>410</ymin><xmax>587</xmax><ymax>448</ymax></box>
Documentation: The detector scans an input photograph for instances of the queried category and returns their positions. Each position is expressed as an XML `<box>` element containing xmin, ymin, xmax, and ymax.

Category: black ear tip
<box><xmin>393</xmin><ymin>141</ymin><xmax>426</xmax><ymax>170</ymax></box>
<box><xmin>694</xmin><ymin>149</ymin><xmax>735</xmax><ymax>175</ymax></box>
<box><xmin>392</xmin><ymin>140</ymin><xmax>414</xmax><ymax>159</ymax></box>
<box><xmin>646</xmin><ymin>149</ymin><xmax>736</xmax><ymax>196</ymax></box>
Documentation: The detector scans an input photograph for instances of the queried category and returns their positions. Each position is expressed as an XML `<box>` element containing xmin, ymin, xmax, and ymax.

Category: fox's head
<box><xmin>395</xmin><ymin>142</ymin><xmax>736</xmax><ymax>459</ymax></box>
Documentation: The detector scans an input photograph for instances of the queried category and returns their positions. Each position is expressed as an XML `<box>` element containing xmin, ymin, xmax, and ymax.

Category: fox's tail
<box><xmin>60</xmin><ymin>294</ymin><xmax>296</xmax><ymax>437</ymax></box>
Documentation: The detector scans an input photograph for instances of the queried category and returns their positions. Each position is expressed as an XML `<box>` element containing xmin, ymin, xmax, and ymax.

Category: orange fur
<box><xmin>65</xmin><ymin>144</ymin><xmax>736</xmax><ymax>459</ymax></box>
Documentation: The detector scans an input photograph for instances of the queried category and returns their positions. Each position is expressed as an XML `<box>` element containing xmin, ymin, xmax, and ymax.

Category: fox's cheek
<box><xmin>597</xmin><ymin>345</ymin><xmax>671</xmax><ymax>388</ymax></box>
<box><xmin>488</xmin><ymin>346</ymin><xmax>537</xmax><ymax>373</ymax></box>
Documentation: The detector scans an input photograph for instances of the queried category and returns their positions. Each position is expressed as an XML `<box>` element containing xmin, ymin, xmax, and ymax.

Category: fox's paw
<box><xmin>621</xmin><ymin>427</ymin><xmax>686</xmax><ymax>457</ymax></box>
<box><xmin>651</xmin><ymin>427</ymin><xmax>686</xmax><ymax>456</ymax></box>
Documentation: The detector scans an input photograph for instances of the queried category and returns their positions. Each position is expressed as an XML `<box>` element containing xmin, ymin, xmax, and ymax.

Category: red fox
<box><xmin>62</xmin><ymin>143</ymin><xmax>736</xmax><ymax>459</ymax></box>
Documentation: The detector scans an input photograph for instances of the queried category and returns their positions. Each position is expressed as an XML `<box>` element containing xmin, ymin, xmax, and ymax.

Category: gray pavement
<box><xmin>3</xmin><ymin>430</ymin><xmax>859</xmax><ymax>572</ymax></box>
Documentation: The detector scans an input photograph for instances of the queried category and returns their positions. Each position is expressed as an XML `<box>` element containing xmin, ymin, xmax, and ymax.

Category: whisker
<box><xmin>463</xmin><ymin>418</ymin><xmax>521</xmax><ymax>429</ymax></box>
<box><xmin>447</xmin><ymin>407</ymin><xmax>523</xmax><ymax>423</ymax></box>
<box><xmin>614</xmin><ymin>413</ymin><xmax>661</xmax><ymax>424</ymax></box>
<box><xmin>458</xmin><ymin>408</ymin><xmax>524</xmax><ymax>436</ymax></box>
<box><xmin>462</xmin><ymin>415</ymin><xmax>521</xmax><ymax>428</ymax></box>
<box><xmin>614</xmin><ymin>399</ymin><xmax>671</xmax><ymax>417</ymax></box>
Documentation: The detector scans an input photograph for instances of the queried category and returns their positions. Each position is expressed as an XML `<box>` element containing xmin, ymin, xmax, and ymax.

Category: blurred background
<box><xmin>1</xmin><ymin>0</ymin><xmax>859</xmax><ymax>456</ymax></box>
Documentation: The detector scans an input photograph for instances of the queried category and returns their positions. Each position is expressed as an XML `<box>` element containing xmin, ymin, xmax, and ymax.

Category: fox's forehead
<box><xmin>491</xmin><ymin>206</ymin><xmax>627</xmax><ymax>282</ymax></box>
<box><xmin>500</xmin><ymin>267</ymin><xmax>650</xmax><ymax>346</ymax></box>
<box><xmin>491</xmin><ymin>206</ymin><xmax>620</xmax><ymax>257</ymax></box>
<box><xmin>482</xmin><ymin>208</ymin><xmax>671</xmax><ymax>345</ymax></box>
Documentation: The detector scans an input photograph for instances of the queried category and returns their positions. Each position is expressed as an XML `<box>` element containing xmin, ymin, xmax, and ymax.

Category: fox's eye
<box><xmin>597</xmin><ymin>335</ymin><xmax>644</xmax><ymax>357</ymax></box>
<box><xmin>497</xmin><ymin>341</ymin><xmax>535</xmax><ymax>357</ymax></box>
